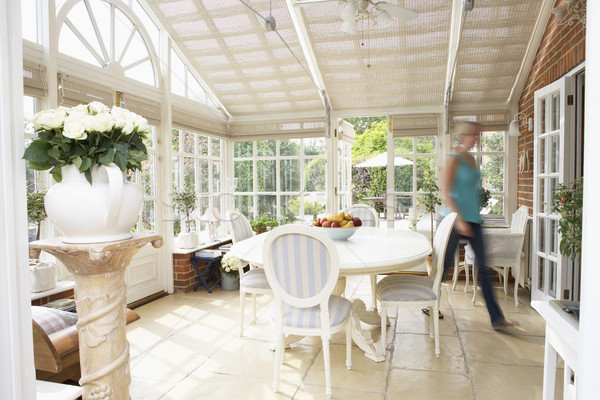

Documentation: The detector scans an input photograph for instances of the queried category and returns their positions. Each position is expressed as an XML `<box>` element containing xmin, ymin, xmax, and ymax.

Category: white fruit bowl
<box><xmin>313</xmin><ymin>226</ymin><xmax>359</xmax><ymax>241</ymax></box>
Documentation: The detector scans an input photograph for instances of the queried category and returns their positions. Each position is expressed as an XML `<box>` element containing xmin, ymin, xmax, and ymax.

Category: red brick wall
<box><xmin>173</xmin><ymin>253</ymin><xmax>198</xmax><ymax>292</ymax></box>
<box><xmin>517</xmin><ymin>0</ymin><xmax>586</xmax><ymax>212</ymax></box>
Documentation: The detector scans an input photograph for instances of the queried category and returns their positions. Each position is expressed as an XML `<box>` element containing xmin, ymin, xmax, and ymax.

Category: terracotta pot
<box><xmin>45</xmin><ymin>163</ymin><xmax>143</xmax><ymax>243</ymax></box>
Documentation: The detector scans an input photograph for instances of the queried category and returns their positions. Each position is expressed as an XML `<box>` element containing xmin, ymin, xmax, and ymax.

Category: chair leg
<box><xmin>452</xmin><ymin>248</ymin><xmax>460</xmax><ymax>291</ymax></box>
<box><xmin>433</xmin><ymin>304</ymin><xmax>440</xmax><ymax>357</ymax></box>
<box><xmin>240</xmin><ymin>291</ymin><xmax>246</xmax><ymax>337</ymax></box>
<box><xmin>251</xmin><ymin>293</ymin><xmax>257</xmax><ymax>324</ymax></box>
<box><xmin>514</xmin><ymin>265</ymin><xmax>520</xmax><ymax>307</ymax></box>
<box><xmin>464</xmin><ymin>261</ymin><xmax>470</xmax><ymax>293</ymax></box>
<box><xmin>472</xmin><ymin>264</ymin><xmax>478</xmax><ymax>304</ymax></box>
<box><xmin>503</xmin><ymin>268</ymin><xmax>509</xmax><ymax>295</ymax></box>
<box><xmin>428</xmin><ymin>306</ymin><xmax>434</xmax><ymax>339</ymax></box>
<box><xmin>322</xmin><ymin>339</ymin><xmax>332</xmax><ymax>398</ymax></box>
<box><xmin>346</xmin><ymin>320</ymin><xmax>352</xmax><ymax>370</ymax></box>
<box><xmin>371</xmin><ymin>275</ymin><xmax>377</xmax><ymax>310</ymax></box>
<box><xmin>273</xmin><ymin>333</ymin><xmax>283</xmax><ymax>393</ymax></box>
<box><xmin>380</xmin><ymin>305</ymin><xmax>387</xmax><ymax>351</ymax></box>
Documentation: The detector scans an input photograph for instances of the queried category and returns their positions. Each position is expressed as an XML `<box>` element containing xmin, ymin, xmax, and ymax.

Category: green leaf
<box><xmin>79</xmin><ymin>156</ymin><xmax>92</xmax><ymax>172</ymax></box>
<box><xmin>51</xmin><ymin>166</ymin><xmax>62</xmax><ymax>183</ymax></box>
<box><xmin>23</xmin><ymin>140</ymin><xmax>51</xmax><ymax>163</ymax></box>
<box><xmin>114</xmin><ymin>151</ymin><xmax>127</xmax><ymax>170</ymax></box>
<box><xmin>84</xmin><ymin>169</ymin><xmax>92</xmax><ymax>184</ymax></box>
<box><xmin>72</xmin><ymin>156</ymin><xmax>82</xmax><ymax>169</ymax></box>
<box><xmin>99</xmin><ymin>148</ymin><xmax>116</xmax><ymax>165</ymax></box>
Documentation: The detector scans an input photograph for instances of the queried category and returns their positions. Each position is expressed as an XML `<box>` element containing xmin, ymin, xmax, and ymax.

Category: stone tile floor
<box><xmin>126</xmin><ymin>276</ymin><xmax>562</xmax><ymax>399</ymax></box>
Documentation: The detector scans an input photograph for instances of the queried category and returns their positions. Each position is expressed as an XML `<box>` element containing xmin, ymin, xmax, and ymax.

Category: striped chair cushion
<box><xmin>240</xmin><ymin>268</ymin><xmax>270</xmax><ymax>289</ymax></box>
<box><xmin>272</xmin><ymin>295</ymin><xmax>352</xmax><ymax>329</ymax></box>
<box><xmin>346</xmin><ymin>207</ymin><xmax>377</xmax><ymax>227</ymax></box>
<box><xmin>231</xmin><ymin>214</ymin><xmax>253</xmax><ymax>242</ymax></box>
<box><xmin>376</xmin><ymin>275</ymin><xmax>436</xmax><ymax>302</ymax></box>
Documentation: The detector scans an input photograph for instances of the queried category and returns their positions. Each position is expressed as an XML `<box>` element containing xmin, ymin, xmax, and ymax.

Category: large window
<box><xmin>129</xmin><ymin>128</ymin><xmax>157</xmax><ymax>233</ymax></box>
<box><xmin>171</xmin><ymin>49</ymin><xmax>213</xmax><ymax>106</ymax></box>
<box><xmin>338</xmin><ymin>141</ymin><xmax>352</xmax><ymax>212</ymax></box>
<box><xmin>172</xmin><ymin>129</ymin><xmax>223</xmax><ymax>235</ymax></box>
<box><xmin>233</xmin><ymin>138</ymin><xmax>326</xmax><ymax>223</ymax></box>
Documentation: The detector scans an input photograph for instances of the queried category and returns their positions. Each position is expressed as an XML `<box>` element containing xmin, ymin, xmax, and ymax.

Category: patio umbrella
<box><xmin>354</xmin><ymin>153</ymin><xmax>412</xmax><ymax>168</ymax></box>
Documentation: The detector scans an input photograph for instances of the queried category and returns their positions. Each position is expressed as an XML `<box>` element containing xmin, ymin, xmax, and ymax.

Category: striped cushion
<box><xmin>231</xmin><ymin>214</ymin><xmax>253</xmax><ymax>242</ymax></box>
<box><xmin>240</xmin><ymin>268</ymin><xmax>270</xmax><ymax>289</ymax></box>
<box><xmin>346</xmin><ymin>207</ymin><xmax>377</xmax><ymax>227</ymax></box>
<box><xmin>272</xmin><ymin>295</ymin><xmax>352</xmax><ymax>329</ymax></box>
<box><xmin>270</xmin><ymin>233</ymin><xmax>329</xmax><ymax>299</ymax></box>
<box><xmin>31</xmin><ymin>306</ymin><xmax>78</xmax><ymax>335</ymax></box>
<box><xmin>376</xmin><ymin>275</ymin><xmax>436</xmax><ymax>302</ymax></box>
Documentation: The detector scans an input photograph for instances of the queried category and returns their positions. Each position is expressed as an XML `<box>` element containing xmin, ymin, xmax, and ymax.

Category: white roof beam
<box><xmin>443</xmin><ymin>0</ymin><xmax>467</xmax><ymax>107</ymax></box>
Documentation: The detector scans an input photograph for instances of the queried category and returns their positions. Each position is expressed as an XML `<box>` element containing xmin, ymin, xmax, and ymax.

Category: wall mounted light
<box><xmin>508</xmin><ymin>112</ymin><xmax>533</xmax><ymax>137</ymax></box>
<box><xmin>551</xmin><ymin>0</ymin><xmax>586</xmax><ymax>28</ymax></box>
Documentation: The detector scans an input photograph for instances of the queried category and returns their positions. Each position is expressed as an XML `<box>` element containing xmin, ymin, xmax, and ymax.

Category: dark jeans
<box><xmin>443</xmin><ymin>223</ymin><xmax>505</xmax><ymax>325</ymax></box>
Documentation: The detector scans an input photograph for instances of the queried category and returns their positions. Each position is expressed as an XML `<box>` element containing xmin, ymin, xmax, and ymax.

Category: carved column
<box><xmin>30</xmin><ymin>234</ymin><xmax>163</xmax><ymax>400</ymax></box>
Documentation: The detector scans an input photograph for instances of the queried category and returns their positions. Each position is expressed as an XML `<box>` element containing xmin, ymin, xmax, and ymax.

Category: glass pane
<box><xmin>234</xmin><ymin>161</ymin><xmax>253</xmax><ymax>192</ymax></box>
<box><xmin>395</xmin><ymin>164</ymin><xmax>413</xmax><ymax>192</ymax></box>
<box><xmin>257</xmin><ymin>195</ymin><xmax>276</xmax><ymax>217</ymax></box>
<box><xmin>394</xmin><ymin>137</ymin><xmax>413</xmax><ymax>154</ymax></box>
<box><xmin>182</xmin><ymin>131</ymin><xmax>195</xmax><ymax>154</ymax></box>
<box><xmin>280</xmin><ymin>139</ymin><xmax>300</xmax><ymax>156</ymax></box>
<box><xmin>538</xmin><ymin>218</ymin><xmax>546</xmax><ymax>253</ymax></box>
<box><xmin>305</xmin><ymin>159</ymin><xmax>325</xmax><ymax>191</ymax></box>
<box><xmin>281</xmin><ymin>195</ymin><xmax>301</xmax><ymax>223</ymax></box>
<box><xmin>416</xmin><ymin>136</ymin><xmax>437</xmax><ymax>153</ymax></box>
<box><xmin>540</xmin><ymin>98</ymin><xmax>546</xmax><ymax>133</ymax></box>
<box><xmin>257</xmin><ymin>140</ymin><xmax>276</xmax><ymax>157</ymax></box>
<box><xmin>198</xmin><ymin>160</ymin><xmax>208</xmax><ymax>193</ymax></box>
<box><xmin>142</xmin><ymin>154</ymin><xmax>154</xmax><ymax>196</ymax></box>
<box><xmin>481</xmin><ymin>155</ymin><xmax>504</xmax><ymax>191</ymax></box>
<box><xmin>212</xmin><ymin>137</ymin><xmax>221</xmax><ymax>157</ymax></box>
<box><xmin>539</xmin><ymin>137</ymin><xmax>546</xmax><ymax>174</ymax></box>
<box><xmin>538</xmin><ymin>178</ymin><xmax>546</xmax><ymax>213</ymax></box>
<box><xmin>280</xmin><ymin>159</ymin><xmax>300</xmax><ymax>192</ymax></box>
<box><xmin>551</xmin><ymin>93</ymin><xmax>560</xmax><ymax>131</ymax></box>
<box><xmin>538</xmin><ymin>257</ymin><xmax>545</xmax><ymax>293</ymax></box>
<box><xmin>303</xmin><ymin>196</ymin><xmax>325</xmax><ymax>220</ymax></box>
<box><xmin>197</xmin><ymin>135</ymin><xmax>208</xmax><ymax>156</ymax></box>
<box><xmin>142</xmin><ymin>200</ymin><xmax>155</xmax><ymax>232</ymax></box>
<box><xmin>396</xmin><ymin>195</ymin><xmax>413</xmax><ymax>220</ymax></box>
<box><xmin>549</xmin><ymin>178</ymin><xmax>558</xmax><ymax>214</ymax></box>
<box><xmin>171</xmin><ymin>49</ymin><xmax>186</xmax><ymax>97</ymax></box>
<box><xmin>212</xmin><ymin>161</ymin><xmax>221</xmax><ymax>192</ymax></box>
<box><xmin>171</xmin><ymin>157</ymin><xmax>179</xmax><ymax>191</ymax></box>
<box><xmin>21</xmin><ymin>0</ymin><xmax>38</xmax><ymax>42</ymax></box>
<box><xmin>551</xmin><ymin>135</ymin><xmax>560</xmax><ymax>173</ymax></box>
<box><xmin>550</xmin><ymin>219</ymin><xmax>558</xmax><ymax>257</ymax></box>
<box><xmin>172</xmin><ymin>129</ymin><xmax>180</xmax><ymax>152</ymax></box>
<box><xmin>234</xmin><ymin>195</ymin><xmax>253</xmax><ymax>218</ymax></box>
<box><xmin>234</xmin><ymin>141</ymin><xmax>253</xmax><ymax>158</ymax></box>
<box><xmin>487</xmin><ymin>195</ymin><xmax>504</xmax><ymax>215</ymax></box>
<box><xmin>549</xmin><ymin>260</ymin><xmax>557</xmax><ymax>298</ymax></box>
<box><xmin>144</xmin><ymin>129</ymin><xmax>154</xmax><ymax>150</ymax></box>
<box><xmin>183</xmin><ymin>157</ymin><xmax>195</xmax><ymax>187</ymax></box>
<box><xmin>257</xmin><ymin>160</ymin><xmax>276</xmax><ymax>192</ymax></box>
<box><xmin>304</xmin><ymin>137</ymin><xmax>326</xmax><ymax>155</ymax></box>
<box><xmin>187</xmin><ymin>73</ymin><xmax>205</xmax><ymax>102</ymax></box>
<box><xmin>416</xmin><ymin>157</ymin><xmax>436</xmax><ymax>191</ymax></box>
<box><xmin>480</xmin><ymin>131</ymin><xmax>504</xmax><ymax>152</ymax></box>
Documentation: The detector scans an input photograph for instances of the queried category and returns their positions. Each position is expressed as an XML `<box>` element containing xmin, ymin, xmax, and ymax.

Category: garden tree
<box><xmin>345</xmin><ymin>116</ymin><xmax>386</xmax><ymax>136</ymax></box>
<box><xmin>350</xmin><ymin>118</ymin><xmax>388</xmax><ymax>204</ymax></box>
<box><xmin>479</xmin><ymin>131</ymin><xmax>505</xmax><ymax>214</ymax></box>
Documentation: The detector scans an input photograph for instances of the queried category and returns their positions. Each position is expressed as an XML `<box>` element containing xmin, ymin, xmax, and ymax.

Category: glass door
<box><xmin>532</xmin><ymin>76</ymin><xmax>573</xmax><ymax>301</ymax></box>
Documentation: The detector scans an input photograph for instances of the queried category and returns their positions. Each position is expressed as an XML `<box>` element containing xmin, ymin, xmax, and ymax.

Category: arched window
<box><xmin>57</xmin><ymin>0</ymin><xmax>159</xmax><ymax>87</ymax></box>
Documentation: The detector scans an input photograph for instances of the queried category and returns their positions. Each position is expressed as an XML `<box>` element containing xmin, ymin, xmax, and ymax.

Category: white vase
<box><xmin>220</xmin><ymin>273</ymin><xmax>239</xmax><ymax>291</ymax></box>
<box><xmin>44</xmin><ymin>163</ymin><xmax>143</xmax><ymax>243</ymax></box>
<box><xmin>174</xmin><ymin>232</ymin><xmax>199</xmax><ymax>249</ymax></box>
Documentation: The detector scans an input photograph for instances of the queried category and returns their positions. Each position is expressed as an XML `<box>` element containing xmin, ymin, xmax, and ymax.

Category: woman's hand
<box><xmin>455</xmin><ymin>217</ymin><xmax>473</xmax><ymax>237</ymax></box>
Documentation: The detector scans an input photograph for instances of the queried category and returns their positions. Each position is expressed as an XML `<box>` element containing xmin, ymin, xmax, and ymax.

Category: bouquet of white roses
<box><xmin>23</xmin><ymin>101</ymin><xmax>151</xmax><ymax>184</ymax></box>
<box><xmin>221</xmin><ymin>253</ymin><xmax>241</xmax><ymax>278</ymax></box>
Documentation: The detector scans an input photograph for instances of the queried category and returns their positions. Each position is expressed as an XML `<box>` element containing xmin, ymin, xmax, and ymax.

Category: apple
<box><xmin>314</xmin><ymin>218</ymin><xmax>321</xmax><ymax>226</ymax></box>
<box><xmin>321</xmin><ymin>220</ymin><xmax>332</xmax><ymax>228</ymax></box>
<box><xmin>353</xmin><ymin>217</ymin><xmax>362</xmax><ymax>227</ymax></box>
<box><xmin>331</xmin><ymin>221</ymin><xmax>341</xmax><ymax>228</ymax></box>
<box><xmin>321</xmin><ymin>217</ymin><xmax>328</xmax><ymax>223</ymax></box>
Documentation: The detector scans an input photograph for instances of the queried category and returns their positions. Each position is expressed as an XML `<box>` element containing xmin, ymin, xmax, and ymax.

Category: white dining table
<box><xmin>228</xmin><ymin>226</ymin><xmax>432</xmax><ymax>362</ymax></box>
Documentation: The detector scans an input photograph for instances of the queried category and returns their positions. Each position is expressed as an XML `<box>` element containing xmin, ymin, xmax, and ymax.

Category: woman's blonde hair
<box><xmin>455</xmin><ymin>121</ymin><xmax>482</xmax><ymax>136</ymax></box>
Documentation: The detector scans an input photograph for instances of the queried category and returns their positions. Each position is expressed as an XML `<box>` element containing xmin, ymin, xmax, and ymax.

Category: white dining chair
<box><xmin>344</xmin><ymin>204</ymin><xmax>380</xmax><ymax>310</ymax></box>
<box><xmin>375</xmin><ymin>212</ymin><xmax>457</xmax><ymax>357</ymax></box>
<box><xmin>263</xmin><ymin>225</ymin><xmax>352</xmax><ymax>399</ymax></box>
<box><xmin>470</xmin><ymin>205</ymin><xmax>529</xmax><ymax>306</ymax></box>
<box><xmin>226</xmin><ymin>210</ymin><xmax>271</xmax><ymax>336</ymax></box>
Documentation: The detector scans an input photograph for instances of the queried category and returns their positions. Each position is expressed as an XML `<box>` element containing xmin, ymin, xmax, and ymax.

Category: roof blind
<box><xmin>23</xmin><ymin>61</ymin><xmax>47</xmax><ymax>98</ymax></box>
<box><xmin>338</xmin><ymin>120</ymin><xmax>355</xmax><ymax>144</ymax></box>
<box><xmin>229</xmin><ymin>118</ymin><xmax>326</xmax><ymax>141</ymax></box>
<box><xmin>120</xmin><ymin>93</ymin><xmax>161</xmax><ymax>126</ymax></box>
<box><xmin>172</xmin><ymin>106</ymin><xmax>228</xmax><ymax>139</ymax></box>
<box><xmin>391</xmin><ymin>114</ymin><xmax>440</xmax><ymax>137</ymax></box>
<box><xmin>449</xmin><ymin>110</ymin><xmax>510</xmax><ymax>132</ymax></box>
<box><xmin>58</xmin><ymin>74</ymin><xmax>115</xmax><ymax>108</ymax></box>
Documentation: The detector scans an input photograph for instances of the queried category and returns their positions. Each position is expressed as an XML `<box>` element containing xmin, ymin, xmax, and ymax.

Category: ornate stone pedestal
<box><xmin>30</xmin><ymin>234</ymin><xmax>163</xmax><ymax>400</ymax></box>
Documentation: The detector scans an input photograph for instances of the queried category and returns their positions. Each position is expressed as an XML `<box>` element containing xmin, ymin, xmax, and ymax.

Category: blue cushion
<box><xmin>240</xmin><ymin>268</ymin><xmax>270</xmax><ymax>289</ymax></box>
<box><xmin>376</xmin><ymin>275</ymin><xmax>436</xmax><ymax>302</ymax></box>
<box><xmin>271</xmin><ymin>295</ymin><xmax>352</xmax><ymax>329</ymax></box>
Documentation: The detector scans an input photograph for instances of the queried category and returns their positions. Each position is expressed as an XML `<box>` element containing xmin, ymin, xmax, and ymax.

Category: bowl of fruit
<box><xmin>313</xmin><ymin>212</ymin><xmax>362</xmax><ymax>241</ymax></box>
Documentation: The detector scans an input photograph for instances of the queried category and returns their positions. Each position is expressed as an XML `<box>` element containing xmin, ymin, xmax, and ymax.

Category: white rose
<box><xmin>32</xmin><ymin>109</ymin><xmax>67</xmax><ymax>130</ymax></box>
<box><xmin>225</xmin><ymin>267</ymin><xmax>230</xmax><ymax>272</ymax></box>
<box><xmin>72</xmin><ymin>104</ymin><xmax>89</xmax><ymax>114</ymax></box>
<box><xmin>88</xmin><ymin>101</ymin><xmax>109</xmax><ymax>115</ymax></box>
<box><xmin>133</xmin><ymin>114</ymin><xmax>149</xmax><ymax>132</ymax></box>
<box><xmin>63</xmin><ymin>112</ymin><xmax>87</xmax><ymax>140</ymax></box>
<box><xmin>83</xmin><ymin>113</ymin><xmax>114</xmax><ymax>133</ymax></box>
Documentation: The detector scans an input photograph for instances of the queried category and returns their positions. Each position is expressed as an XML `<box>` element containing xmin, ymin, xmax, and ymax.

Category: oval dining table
<box><xmin>228</xmin><ymin>226</ymin><xmax>432</xmax><ymax>362</ymax></box>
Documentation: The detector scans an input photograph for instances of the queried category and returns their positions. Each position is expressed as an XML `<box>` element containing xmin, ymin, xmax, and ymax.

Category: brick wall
<box><xmin>173</xmin><ymin>253</ymin><xmax>199</xmax><ymax>292</ymax></box>
<box><xmin>517</xmin><ymin>0</ymin><xmax>586</xmax><ymax>212</ymax></box>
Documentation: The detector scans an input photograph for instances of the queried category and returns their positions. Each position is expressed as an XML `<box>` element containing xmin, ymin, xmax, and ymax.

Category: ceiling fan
<box><xmin>293</xmin><ymin>0</ymin><xmax>417</xmax><ymax>34</ymax></box>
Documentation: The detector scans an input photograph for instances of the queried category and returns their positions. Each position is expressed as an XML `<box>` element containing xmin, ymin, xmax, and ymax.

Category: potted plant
<box><xmin>172</xmin><ymin>184</ymin><xmax>199</xmax><ymax>249</ymax></box>
<box><xmin>22</xmin><ymin>101</ymin><xmax>151</xmax><ymax>243</ymax></box>
<box><xmin>220</xmin><ymin>253</ymin><xmax>241</xmax><ymax>291</ymax></box>
<box><xmin>27</xmin><ymin>190</ymin><xmax>47</xmax><ymax>242</ymax></box>
<box><xmin>553</xmin><ymin>178</ymin><xmax>583</xmax><ymax>263</ymax></box>
<box><xmin>415</xmin><ymin>165</ymin><xmax>442</xmax><ymax>245</ymax></box>
<box><xmin>250</xmin><ymin>213</ymin><xmax>279</xmax><ymax>234</ymax></box>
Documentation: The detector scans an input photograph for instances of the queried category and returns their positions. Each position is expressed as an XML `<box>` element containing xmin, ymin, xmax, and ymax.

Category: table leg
<box><xmin>542</xmin><ymin>327</ymin><xmax>557</xmax><ymax>400</ymax></box>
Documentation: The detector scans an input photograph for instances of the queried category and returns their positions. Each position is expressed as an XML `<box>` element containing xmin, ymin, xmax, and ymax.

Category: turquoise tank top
<box><xmin>449</xmin><ymin>153</ymin><xmax>481</xmax><ymax>224</ymax></box>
